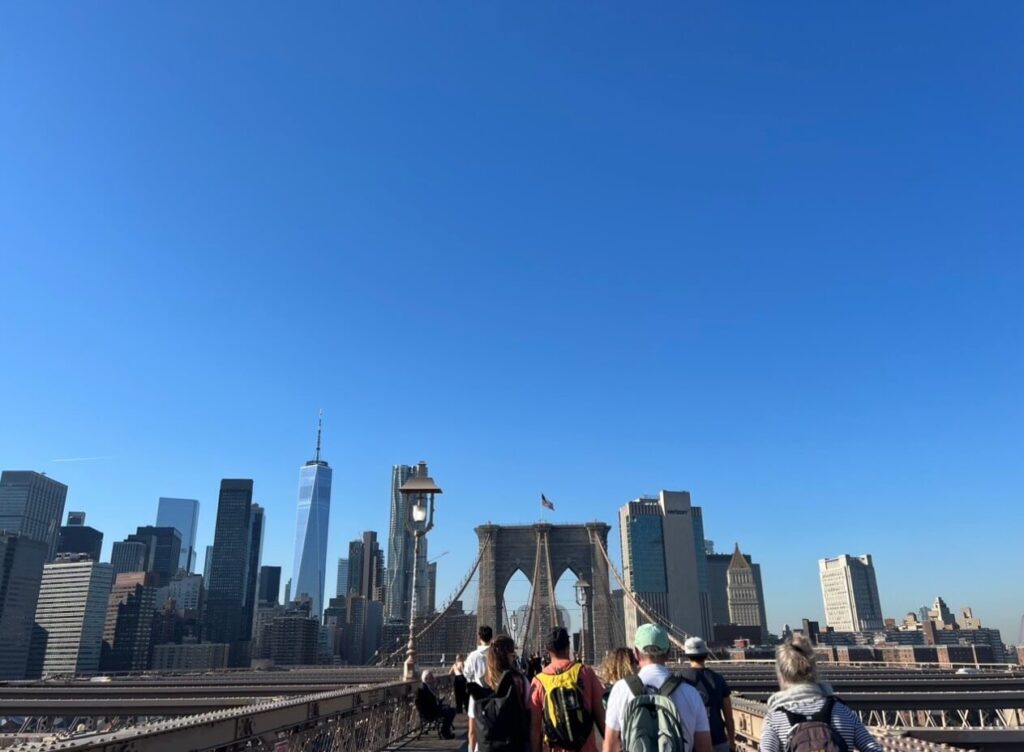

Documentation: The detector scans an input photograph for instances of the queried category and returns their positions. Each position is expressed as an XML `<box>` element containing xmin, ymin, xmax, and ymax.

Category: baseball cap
<box><xmin>634</xmin><ymin>623</ymin><xmax>670</xmax><ymax>654</ymax></box>
<box><xmin>684</xmin><ymin>636</ymin><xmax>708</xmax><ymax>657</ymax></box>
<box><xmin>546</xmin><ymin>626</ymin><xmax>570</xmax><ymax>652</ymax></box>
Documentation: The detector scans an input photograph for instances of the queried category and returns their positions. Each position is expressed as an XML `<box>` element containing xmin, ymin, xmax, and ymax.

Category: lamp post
<box><xmin>398</xmin><ymin>461</ymin><xmax>443</xmax><ymax>681</ymax></box>
<box><xmin>574</xmin><ymin>578</ymin><xmax>592</xmax><ymax>664</ymax></box>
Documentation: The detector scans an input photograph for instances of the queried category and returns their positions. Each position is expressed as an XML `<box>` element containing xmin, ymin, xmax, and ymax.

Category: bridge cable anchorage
<box><xmin>380</xmin><ymin>535</ymin><xmax>492</xmax><ymax>666</ymax></box>
<box><xmin>592</xmin><ymin>532</ymin><xmax>696</xmax><ymax>650</ymax></box>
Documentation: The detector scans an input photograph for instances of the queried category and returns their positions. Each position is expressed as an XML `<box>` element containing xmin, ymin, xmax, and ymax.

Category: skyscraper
<box><xmin>707</xmin><ymin>551</ymin><xmax>767</xmax><ymax>630</ymax></box>
<box><xmin>0</xmin><ymin>532</ymin><xmax>48</xmax><ymax>679</ymax></box>
<box><xmin>349</xmin><ymin>531</ymin><xmax>384</xmax><ymax>602</ymax></box>
<box><xmin>110</xmin><ymin>540</ymin><xmax>149</xmax><ymax>577</ymax></box>
<box><xmin>618</xmin><ymin>491</ymin><xmax>703</xmax><ymax>638</ymax></box>
<box><xmin>291</xmin><ymin>415</ymin><xmax>333</xmax><ymax>621</ymax></box>
<box><xmin>726</xmin><ymin>543</ymin><xmax>765</xmax><ymax>642</ymax></box>
<box><xmin>56</xmin><ymin>511</ymin><xmax>103</xmax><ymax>562</ymax></box>
<box><xmin>205</xmin><ymin>479</ymin><xmax>254</xmax><ymax>665</ymax></box>
<box><xmin>336</xmin><ymin>558</ymin><xmax>349</xmax><ymax>598</ymax></box>
<box><xmin>0</xmin><ymin>471</ymin><xmax>68</xmax><ymax>560</ymax></box>
<box><xmin>29</xmin><ymin>556</ymin><xmax>113</xmax><ymax>677</ymax></box>
<box><xmin>125</xmin><ymin>526</ymin><xmax>182</xmax><ymax>585</ymax></box>
<box><xmin>243</xmin><ymin>503</ymin><xmax>265</xmax><ymax>631</ymax></box>
<box><xmin>819</xmin><ymin>554</ymin><xmax>884</xmax><ymax>632</ymax></box>
<box><xmin>101</xmin><ymin>571</ymin><xmax>158</xmax><ymax>671</ymax></box>
<box><xmin>156</xmin><ymin>498</ymin><xmax>200</xmax><ymax>573</ymax></box>
<box><xmin>258</xmin><ymin>565</ymin><xmax>281</xmax><ymax>605</ymax></box>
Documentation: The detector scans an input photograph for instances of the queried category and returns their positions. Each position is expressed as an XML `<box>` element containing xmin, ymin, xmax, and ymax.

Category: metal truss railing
<box><xmin>5</xmin><ymin>677</ymin><xmax>454</xmax><ymax>752</ymax></box>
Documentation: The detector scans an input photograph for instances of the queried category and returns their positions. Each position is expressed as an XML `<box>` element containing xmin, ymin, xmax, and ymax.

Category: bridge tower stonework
<box><xmin>475</xmin><ymin>522</ymin><xmax>613</xmax><ymax>662</ymax></box>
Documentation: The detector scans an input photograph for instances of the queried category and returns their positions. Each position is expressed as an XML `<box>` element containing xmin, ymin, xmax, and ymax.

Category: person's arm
<box><xmin>839</xmin><ymin>704</ymin><xmax>883</xmax><ymax>752</ymax></box>
<box><xmin>721</xmin><ymin>696</ymin><xmax>736</xmax><ymax>749</ymax></box>
<box><xmin>691</xmin><ymin>731</ymin><xmax>712</xmax><ymax>752</ymax></box>
<box><xmin>602</xmin><ymin>684</ymin><xmax>623</xmax><ymax>752</ymax></box>
<box><xmin>602</xmin><ymin>728</ymin><xmax>621</xmax><ymax>752</ymax></box>
<box><xmin>586</xmin><ymin>667</ymin><xmax>606</xmax><ymax>732</ymax></box>
<box><xmin>529</xmin><ymin>677</ymin><xmax>545</xmax><ymax>752</ymax></box>
<box><xmin>758</xmin><ymin>712</ymin><xmax>781</xmax><ymax>752</ymax></box>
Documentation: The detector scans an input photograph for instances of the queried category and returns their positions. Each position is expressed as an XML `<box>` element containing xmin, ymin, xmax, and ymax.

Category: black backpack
<box><xmin>475</xmin><ymin>670</ymin><xmax>530</xmax><ymax>752</ymax></box>
<box><xmin>783</xmin><ymin>697</ymin><xmax>850</xmax><ymax>752</ymax></box>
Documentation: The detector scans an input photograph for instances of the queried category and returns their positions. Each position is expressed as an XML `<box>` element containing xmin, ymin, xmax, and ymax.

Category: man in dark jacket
<box><xmin>679</xmin><ymin>637</ymin><xmax>735</xmax><ymax>752</ymax></box>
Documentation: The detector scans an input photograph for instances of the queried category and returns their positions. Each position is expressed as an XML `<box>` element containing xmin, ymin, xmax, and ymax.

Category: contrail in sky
<box><xmin>51</xmin><ymin>456</ymin><xmax>112</xmax><ymax>463</ymax></box>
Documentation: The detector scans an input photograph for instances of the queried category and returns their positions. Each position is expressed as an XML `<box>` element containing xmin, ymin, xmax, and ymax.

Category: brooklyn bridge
<box><xmin>2</xmin><ymin>525</ymin><xmax>1022</xmax><ymax>751</ymax></box>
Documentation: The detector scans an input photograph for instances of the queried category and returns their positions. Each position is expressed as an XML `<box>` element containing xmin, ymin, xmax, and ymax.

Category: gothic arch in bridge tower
<box><xmin>475</xmin><ymin>523</ymin><xmax>613</xmax><ymax>662</ymax></box>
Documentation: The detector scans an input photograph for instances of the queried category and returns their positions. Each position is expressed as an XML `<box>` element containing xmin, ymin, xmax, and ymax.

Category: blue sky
<box><xmin>1</xmin><ymin>3</ymin><xmax>1021</xmax><ymax>642</ymax></box>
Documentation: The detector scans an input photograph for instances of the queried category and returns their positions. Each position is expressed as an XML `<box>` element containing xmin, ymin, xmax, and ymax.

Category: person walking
<box><xmin>759</xmin><ymin>635</ymin><xmax>882</xmax><ymax>752</ymax></box>
<box><xmin>466</xmin><ymin>626</ymin><xmax>494</xmax><ymax>752</ymax></box>
<box><xmin>603</xmin><ymin>623</ymin><xmax>712</xmax><ymax>752</ymax></box>
<box><xmin>530</xmin><ymin>627</ymin><xmax>605</xmax><ymax>752</ymax></box>
<box><xmin>470</xmin><ymin>634</ymin><xmax>531</xmax><ymax>752</ymax></box>
<box><xmin>678</xmin><ymin>637</ymin><xmax>735</xmax><ymax>752</ymax></box>
<box><xmin>451</xmin><ymin>653</ymin><xmax>469</xmax><ymax>714</ymax></box>
<box><xmin>598</xmin><ymin>648</ymin><xmax>638</xmax><ymax>708</ymax></box>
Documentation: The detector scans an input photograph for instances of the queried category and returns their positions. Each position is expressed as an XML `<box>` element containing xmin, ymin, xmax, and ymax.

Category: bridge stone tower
<box><xmin>475</xmin><ymin>523</ymin><xmax>613</xmax><ymax>663</ymax></box>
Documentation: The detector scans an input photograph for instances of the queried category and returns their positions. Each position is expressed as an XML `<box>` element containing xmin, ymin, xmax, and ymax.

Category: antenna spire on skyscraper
<box><xmin>315</xmin><ymin>409</ymin><xmax>323</xmax><ymax>462</ymax></box>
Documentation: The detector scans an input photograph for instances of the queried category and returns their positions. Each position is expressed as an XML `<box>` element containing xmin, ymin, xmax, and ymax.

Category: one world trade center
<box><xmin>291</xmin><ymin>412</ymin><xmax>332</xmax><ymax>620</ymax></box>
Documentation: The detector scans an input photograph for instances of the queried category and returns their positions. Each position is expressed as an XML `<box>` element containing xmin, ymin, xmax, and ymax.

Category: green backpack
<box><xmin>620</xmin><ymin>675</ymin><xmax>688</xmax><ymax>752</ymax></box>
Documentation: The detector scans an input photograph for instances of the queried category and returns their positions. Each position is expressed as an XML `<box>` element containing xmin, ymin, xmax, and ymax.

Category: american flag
<box><xmin>541</xmin><ymin>494</ymin><xmax>555</xmax><ymax>511</ymax></box>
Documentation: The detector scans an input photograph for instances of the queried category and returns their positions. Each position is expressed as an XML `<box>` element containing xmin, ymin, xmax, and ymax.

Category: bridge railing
<box><xmin>6</xmin><ymin>676</ymin><xmax>454</xmax><ymax>752</ymax></box>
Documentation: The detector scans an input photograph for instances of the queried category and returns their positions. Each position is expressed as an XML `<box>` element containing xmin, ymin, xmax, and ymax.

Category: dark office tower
<box><xmin>56</xmin><ymin>511</ymin><xmax>103</xmax><ymax>561</ymax></box>
<box><xmin>101</xmin><ymin>572</ymin><xmax>158</xmax><ymax>671</ymax></box>
<box><xmin>205</xmin><ymin>479</ymin><xmax>254</xmax><ymax>665</ymax></box>
<box><xmin>156</xmin><ymin>498</ymin><xmax>200</xmax><ymax>573</ymax></box>
<box><xmin>242</xmin><ymin>504</ymin><xmax>264</xmax><ymax>633</ymax></box>
<box><xmin>204</xmin><ymin>546</ymin><xmax>214</xmax><ymax>578</ymax></box>
<box><xmin>0</xmin><ymin>532</ymin><xmax>48</xmax><ymax>679</ymax></box>
<box><xmin>0</xmin><ymin>471</ymin><xmax>68</xmax><ymax>560</ymax></box>
<box><xmin>347</xmin><ymin>531</ymin><xmax>384</xmax><ymax>602</ymax></box>
<box><xmin>110</xmin><ymin>540</ymin><xmax>149</xmax><ymax>577</ymax></box>
<box><xmin>258</xmin><ymin>566</ymin><xmax>281</xmax><ymax>606</ymax></box>
<box><xmin>127</xmin><ymin>526</ymin><xmax>181</xmax><ymax>586</ymax></box>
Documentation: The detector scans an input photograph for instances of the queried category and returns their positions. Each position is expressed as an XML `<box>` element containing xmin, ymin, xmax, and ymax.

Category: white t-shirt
<box><xmin>465</xmin><ymin>644</ymin><xmax>490</xmax><ymax>719</ymax></box>
<box><xmin>605</xmin><ymin>664</ymin><xmax>710</xmax><ymax>751</ymax></box>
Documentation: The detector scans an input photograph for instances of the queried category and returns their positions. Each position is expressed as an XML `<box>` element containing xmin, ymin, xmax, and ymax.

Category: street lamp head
<box><xmin>574</xmin><ymin>578</ymin><xmax>592</xmax><ymax>607</ymax></box>
<box><xmin>398</xmin><ymin>461</ymin><xmax>443</xmax><ymax>496</ymax></box>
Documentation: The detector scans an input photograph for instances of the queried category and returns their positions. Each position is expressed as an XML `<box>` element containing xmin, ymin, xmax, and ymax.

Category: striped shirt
<box><xmin>759</xmin><ymin>697</ymin><xmax>882</xmax><ymax>752</ymax></box>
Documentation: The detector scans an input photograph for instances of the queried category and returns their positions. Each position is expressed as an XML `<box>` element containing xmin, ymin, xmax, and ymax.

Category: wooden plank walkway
<box><xmin>386</xmin><ymin>714</ymin><xmax>469</xmax><ymax>752</ymax></box>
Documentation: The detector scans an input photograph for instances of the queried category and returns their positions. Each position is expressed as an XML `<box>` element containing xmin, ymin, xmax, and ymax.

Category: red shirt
<box><xmin>529</xmin><ymin>659</ymin><xmax>605</xmax><ymax>752</ymax></box>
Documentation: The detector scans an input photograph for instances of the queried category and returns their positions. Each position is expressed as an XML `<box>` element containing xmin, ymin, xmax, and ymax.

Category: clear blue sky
<box><xmin>2</xmin><ymin>3</ymin><xmax>1021</xmax><ymax>642</ymax></box>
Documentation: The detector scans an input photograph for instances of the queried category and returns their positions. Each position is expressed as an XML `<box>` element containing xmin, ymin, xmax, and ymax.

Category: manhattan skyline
<box><xmin>1</xmin><ymin>3</ymin><xmax>1021</xmax><ymax>641</ymax></box>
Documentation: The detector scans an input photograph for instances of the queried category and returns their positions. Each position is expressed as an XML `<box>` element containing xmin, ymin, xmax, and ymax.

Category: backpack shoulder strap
<box><xmin>809</xmin><ymin>696</ymin><xmax>835</xmax><ymax>724</ymax></box>
<box><xmin>658</xmin><ymin>674</ymin><xmax>684</xmax><ymax>698</ymax></box>
<box><xmin>782</xmin><ymin>708</ymin><xmax>807</xmax><ymax>727</ymax></box>
<box><xmin>624</xmin><ymin>675</ymin><xmax>646</xmax><ymax>698</ymax></box>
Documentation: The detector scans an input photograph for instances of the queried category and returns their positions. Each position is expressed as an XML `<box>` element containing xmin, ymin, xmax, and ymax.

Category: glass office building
<box><xmin>291</xmin><ymin>419</ymin><xmax>332</xmax><ymax>621</ymax></box>
<box><xmin>156</xmin><ymin>498</ymin><xmax>200</xmax><ymax>573</ymax></box>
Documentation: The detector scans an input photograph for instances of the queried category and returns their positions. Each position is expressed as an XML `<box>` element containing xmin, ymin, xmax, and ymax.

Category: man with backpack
<box><xmin>530</xmin><ymin>627</ymin><xmax>605</xmax><ymax>752</ymax></box>
<box><xmin>603</xmin><ymin>624</ymin><xmax>712</xmax><ymax>752</ymax></box>
<box><xmin>678</xmin><ymin>637</ymin><xmax>735</xmax><ymax>752</ymax></box>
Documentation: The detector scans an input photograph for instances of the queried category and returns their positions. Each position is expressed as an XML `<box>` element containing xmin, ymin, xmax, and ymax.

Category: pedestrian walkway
<box><xmin>386</xmin><ymin>713</ymin><xmax>468</xmax><ymax>752</ymax></box>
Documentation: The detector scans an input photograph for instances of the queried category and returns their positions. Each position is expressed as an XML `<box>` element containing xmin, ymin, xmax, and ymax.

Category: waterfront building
<box><xmin>29</xmin><ymin>556</ymin><xmax>113</xmax><ymax>676</ymax></box>
<box><xmin>0</xmin><ymin>470</ymin><xmax>68</xmax><ymax>559</ymax></box>
<box><xmin>56</xmin><ymin>511</ymin><xmax>103</xmax><ymax>562</ymax></box>
<box><xmin>707</xmin><ymin>551</ymin><xmax>767</xmax><ymax>630</ymax></box>
<box><xmin>618</xmin><ymin>491</ymin><xmax>703</xmax><ymax>638</ymax></box>
<box><xmin>151</xmin><ymin>641</ymin><xmax>229</xmax><ymax>670</ymax></box>
<box><xmin>291</xmin><ymin>416</ymin><xmax>333</xmax><ymax>621</ymax></box>
<box><xmin>156</xmin><ymin>497</ymin><xmax>200</xmax><ymax>573</ymax></box>
<box><xmin>819</xmin><ymin>554</ymin><xmax>884</xmax><ymax>632</ymax></box>
<box><xmin>0</xmin><ymin>532</ymin><xmax>48</xmax><ymax>679</ymax></box>
<box><xmin>268</xmin><ymin>611</ymin><xmax>320</xmax><ymax>665</ymax></box>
